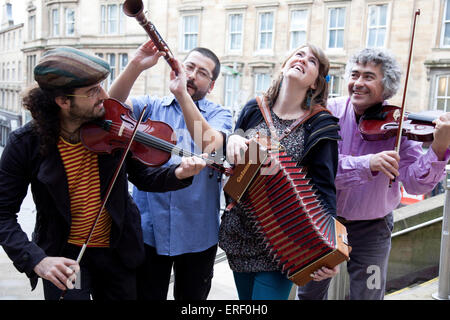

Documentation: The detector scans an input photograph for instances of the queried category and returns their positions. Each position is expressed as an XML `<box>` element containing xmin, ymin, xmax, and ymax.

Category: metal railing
<box><xmin>432</xmin><ymin>165</ymin><xmax>450</xmax><ymax>300</ymax></box>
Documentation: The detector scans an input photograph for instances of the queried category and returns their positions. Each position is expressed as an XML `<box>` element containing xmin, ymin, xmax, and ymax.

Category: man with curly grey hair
<box><xmin>298</xmin><ymin>47</ymin><xmax>450</xmax><ymax>300</ymax></box>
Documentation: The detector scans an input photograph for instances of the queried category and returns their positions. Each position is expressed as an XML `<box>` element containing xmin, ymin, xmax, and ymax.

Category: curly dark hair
<box><xmin>22</xmin><ymin>86</ymin><xmax>74</xmax><ymax>156</ymax></box>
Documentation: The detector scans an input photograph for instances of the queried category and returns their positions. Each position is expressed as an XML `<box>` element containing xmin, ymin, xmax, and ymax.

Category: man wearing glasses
<box><xmin>0</xmin><ymin>47</ymin><xmax>206</xmax><ymax>300</ymax></box>
<box><xmin>109</xmin><ymin>41</ymin><xmax>232</xmax><ymax>300</ymax></box>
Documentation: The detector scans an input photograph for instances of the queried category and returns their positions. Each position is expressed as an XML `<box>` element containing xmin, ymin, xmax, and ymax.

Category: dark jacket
<box><xmin>0</xmin><ymin>122</ymin><xmax>192</xmax><ymax>289</ymax></box>
<box><xmin>232</xmin><ymin>98</ymin><xmax>341</xmax><ymax>215</ymax></box>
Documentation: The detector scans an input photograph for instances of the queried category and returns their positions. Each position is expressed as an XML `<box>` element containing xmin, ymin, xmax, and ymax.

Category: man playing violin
<box><xmin>0</xmin><ymin>47</ymin><xmax>205</xmax><ymax>300</ymax></box>
<box><xmin>297</xmin><ymin>48</ymin><xmax>450</xmax><ymax>300</ymax></box>
<box><xmin>109</xmin><ymin>41</ymin><xmax>232</xmax><ymax>300</ymax></box>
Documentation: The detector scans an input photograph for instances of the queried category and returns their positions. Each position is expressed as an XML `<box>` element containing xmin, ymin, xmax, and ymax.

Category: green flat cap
<box><xmin>34</xmin><ymin>46</ymin><xmax>110</xmax><ymax>90</ymax></box>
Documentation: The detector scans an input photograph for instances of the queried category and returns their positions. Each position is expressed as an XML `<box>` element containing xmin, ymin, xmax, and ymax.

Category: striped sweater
<box><xmin>58</xmin><ymin>137</ymin><xmax>112</xmax><ymax>247</ymax></box>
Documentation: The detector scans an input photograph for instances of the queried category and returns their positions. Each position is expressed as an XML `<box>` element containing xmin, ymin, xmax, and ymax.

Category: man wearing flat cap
<box><xmin>0</xmin><ymin>46</ymin><xmax>206</xmax><ymax>300</ymax></box>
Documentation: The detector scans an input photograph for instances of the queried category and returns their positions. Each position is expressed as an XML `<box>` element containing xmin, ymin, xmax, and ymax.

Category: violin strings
<box><xmin>105</xmin><ymin>122</ymin><xmax>215</xmax><ymax>165</ymax></box>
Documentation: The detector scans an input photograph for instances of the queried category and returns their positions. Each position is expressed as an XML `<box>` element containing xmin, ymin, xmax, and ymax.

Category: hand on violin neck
<box><xmin>431</xmin><ymin>112</ymin><xmax>450</xmax><ymax>160</ymax></box>
<box><xmin>369</xmin><ymin>150</ymin><xmax>400</xmax><ymax>180</ymax></box>
<box><xmin>174</xmin><ymin>154</ymin><xmax>207</xmax><ymax>180</ymax></box>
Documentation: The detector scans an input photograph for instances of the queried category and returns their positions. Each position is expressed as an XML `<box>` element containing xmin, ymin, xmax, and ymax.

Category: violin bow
<box><xmin>59</xmin><ymin>106</ymin><xmax>147</xmax><ymax>300</ymax></box>
<box><xmin>390</xmin><ymin>9</ymin><xmax>420</xmax><ymax>187</ymax></box>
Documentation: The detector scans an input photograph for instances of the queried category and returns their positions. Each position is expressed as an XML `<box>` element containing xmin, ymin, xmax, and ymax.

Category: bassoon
<box><xmin>123</xmin><ymin>0</ymin><xmax>179</xmax><ymax>75</ymax></box>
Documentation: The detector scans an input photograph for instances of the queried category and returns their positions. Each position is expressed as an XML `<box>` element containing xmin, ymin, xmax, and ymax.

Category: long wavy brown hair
<box><xmin>22</xmin><ymin>86</ymin><xmax>74</xmax><ymax>155</ymax></box>
<box><xmin>264</xmin><ymin>43</ymin><xmax>330</xmax><ymax>110</ymax></box>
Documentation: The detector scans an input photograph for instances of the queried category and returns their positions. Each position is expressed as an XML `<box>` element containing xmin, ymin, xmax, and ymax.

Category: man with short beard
<box><xmin>109</xmin><ymin>42</ymin><xmax>232</xmax><ymax>300</ymax></box>
<box><xmin>0</xmin><ymin>47</ymin><xmax>205</xmax><ymax>300</ymax></box>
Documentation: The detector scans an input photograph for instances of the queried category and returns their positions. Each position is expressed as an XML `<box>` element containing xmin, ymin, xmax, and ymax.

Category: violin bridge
<box><xmin>393</xmin><ymin>109</ymin><xmax>401</xmax><ymax>121</ymax></box>
<box><xmin>118</xmin><ymin>123</ymin><xmax>125</xmax><ymax>137</ymax></box>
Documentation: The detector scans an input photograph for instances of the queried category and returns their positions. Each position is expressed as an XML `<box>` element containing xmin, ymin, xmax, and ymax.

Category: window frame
<box><xmin>100</xmin><ymin>3</ymin><xmax>125</xmax><ymax>35</ymax></box>
<box><xmin>289</xmin><ymin>8</ymin><xmax>309</xmax><ymax>51</ymax></box>
<box><xmin>366</xmin><ymin>3</ymin><xmax>389</xmax><ymax>48</ymax></box>
<box><xmin>180</xmin><ymin>14</ymin><xmax>200</xmax><ymax>52</ymax></box>
<box><xmin>28</xmin><ymin>15</ymin><xmax>36</xmax><ymax>40</ymax></box>
<box><xmin>434</xmin><ymin>74</ymin><xmax>450</xmax><ymax>112</ymax></box>
<box><xmin>326</xmin><ymin>6</ymin><xmax>346</xmax><ymax>50</ymax></box>
<box><xmin>65</xmin><ymin>8</ymin><xmax>76</xmax><ymax>36</ymax></box>
<box><xmin>256</xmin><ymin>10</ymin><xmax>275</xmax><ymax>53</ymax></box>
<box><xmin>227</xmin><ymin>12</ymin><xmax>244</xmax><ymax>54</ymax></box>
<box><xmin>51</xmin><ymin>8</ymin><xmax>60</xmax><ymax>37</ymax></box>
<box><xmin>441</xmin><ymin>0</ymin><xmax>450</xmax><ymax>47</ymax></box>
<box><xmin>254</xmin><ymin>72</ymin><xmax>271</xmax><ymax>97</ymax></box>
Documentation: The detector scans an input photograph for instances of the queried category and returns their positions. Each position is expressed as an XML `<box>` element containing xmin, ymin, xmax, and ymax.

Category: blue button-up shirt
<box><xmin>130</xmin><ymin>94</ymin><xmax>232</xmax><ymax>256</ymax></box>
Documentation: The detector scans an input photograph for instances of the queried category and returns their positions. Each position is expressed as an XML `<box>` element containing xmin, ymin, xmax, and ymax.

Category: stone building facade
<box><xmin>0</xmin><ymin>0</ymin><xmax>449</xmax><ymax>146</ymax></box>
<box><xmin>0</xmin><ymin>1</ymin><xmax>23</xmax><ymax>146</ymax></box>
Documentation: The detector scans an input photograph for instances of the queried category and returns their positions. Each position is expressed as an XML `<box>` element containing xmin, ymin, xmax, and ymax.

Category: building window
<box><xmin>224</xmin><ymin>73</ymin><xmax>240</xmax><ymax>108</ymax></box>
<box><xmin>101</xmin><ymin>4</ymin><xmax>125</xmax><ymax>35</ymax></box>
<box><xmin>367</xmin><ymin>4</ymin><xmax>388</xmax><ymax>48</ymax></box>
<box><xmin>327</xmin><ymin>7</ymin><xmax>345</xmax><ymax>49</ymax></box>
<box><xmin>228</xmin><ymin>14</ymin><xmax>243</xmax><ymax>52</ymax></box>
<box><xmin>11</xmin><ymin>62</ymin><xmax>15</xmax><ymax>81</ymax></box>
<box><xmin>108</xmin><ymin>5</ymin><xmax>118</xmax><ymax>34</ymax></box>
<box><xmin>257</xmin><ymin>12</ymin><xmax>274</xmax><ymax>51</ymax></box>
<box><xmin>26</xmin><ymin>55</ymin><xmax>36</xmax><ymax>85</ymax></box>
<box><xmin>106</xmin><ymin>53</ymin><xmax>116</xmax><ymax>89</ymax></box>
<box><xmin>290</xmin><ymin>9</ymin><xmax>308</xmax><ymax>50</ymax></box>
<box><xmin>97</xmin><ymin>52</ymin><xmax>127</xmax><ymax>89</ymax></box>
<box><xmin>182</xmin><ymin>15</ymin><xmax>199</xmax><ymax>52</ymax></box>
<box><xmin>1</xmin><ymin>122</ymin><xmax>11</xmax><ymax>147</ymax></box>
<box><xmin>441</xmin><ymin>0</ymin><xmax>450</xmax><ymax>47</ymax></box>
<box><xmin>119</xmin><ymin>53</ymin><xmax>128</xmax><ymax>72</ymax></box>
<box><xmin>328</xmin><ymin>75</ymin><xmax>342</xmax><ymax>98</ymax></box>
<box><xmin>51</xmin><ymin>9</ymin><xmax>59</xmax><ymax>36</ymax></box>
<box><xmin>28</xmin><ymin>15</ymin><xmax>36</xmax><ymax>40</ymax></box>
<box><xmin>254</xmin><ymin>72</ymin><xmax>271</xmax><ymax>96</ymax></box>
<box><xmin>435</xmin><ymin>75</ymin><xmax>450</xmax><ymax>111</ymax></box>
<box><xmin>65</xmin><ymin>8</ymin><xmax>75</xmax><ymax>36</ymax></box>
<box><xmin>17</xmin><ymin>61</ymin><xmax>21</xmax><ymax>81</ymax></box>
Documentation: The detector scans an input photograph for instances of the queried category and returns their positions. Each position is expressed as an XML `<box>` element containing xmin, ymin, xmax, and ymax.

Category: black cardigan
<box><xmin>231</xmin><ymin>98</ymin><xmax>341</xmax><ymax>216</ymax></box>
<box><xmin>0</xmin><ymin>121</ymin><xmax>192</xmax><ymax>289</ymax></box>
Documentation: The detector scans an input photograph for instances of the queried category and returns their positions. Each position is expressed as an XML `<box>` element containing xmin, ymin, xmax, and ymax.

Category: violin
<box><xmin>80</xmin><ymin>98</ymin><xmax>226</xmax><ymax>173</ymax></box>
<box><xmin>358</xmin><ymin>104</ymin><xmax>443</xmax><ymax>143</ymax></box>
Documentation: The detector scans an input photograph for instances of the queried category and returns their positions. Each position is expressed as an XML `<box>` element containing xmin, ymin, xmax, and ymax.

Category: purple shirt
<box><xmin>328</xmin><ymin>97</ymin><xmax>449</xmax><ymax>221</ymax></box>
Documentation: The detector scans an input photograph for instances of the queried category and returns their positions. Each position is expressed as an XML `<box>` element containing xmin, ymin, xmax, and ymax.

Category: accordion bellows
<box><xmin>224</xmin><ymin>139</ymin><xmax>350</xmax><ymax>286</ymax></box>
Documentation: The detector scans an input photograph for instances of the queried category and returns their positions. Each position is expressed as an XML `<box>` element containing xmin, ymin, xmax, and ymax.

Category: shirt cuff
<box><xmin>427</xmin><ymin>146</ymin><xmax>450</xmax><ymax>163</ymax></box>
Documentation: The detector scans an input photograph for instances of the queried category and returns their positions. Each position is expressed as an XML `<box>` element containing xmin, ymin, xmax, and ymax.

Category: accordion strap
<box><xmin>255</xmin><ymin>96</ymin><xmax>330</xmax><ymax>142</ymax></box>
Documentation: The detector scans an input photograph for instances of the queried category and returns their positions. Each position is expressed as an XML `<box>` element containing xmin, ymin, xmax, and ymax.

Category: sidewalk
<box><xmin>0</xmin><ymin>184</ymin><xmax>444</xmax><ymax>300</ymax></box>
<box><xmin>0</xmin><ymin>187</ymin><xmax>43</xmax><ymax>299</ymax></box>
<box><xmin>0</xmin><ymin>186</ymin><xmax>238</xmax><ymax>300</ymax></box>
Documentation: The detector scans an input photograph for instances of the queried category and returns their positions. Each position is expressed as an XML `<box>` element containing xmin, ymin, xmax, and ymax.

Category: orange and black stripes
<box><xmin>58</xmin><ymin>137</ymin><xmax>112</xmax><ymax>247</ymax></box>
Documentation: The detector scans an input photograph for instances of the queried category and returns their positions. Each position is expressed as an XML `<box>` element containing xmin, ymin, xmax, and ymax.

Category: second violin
<box><xmin>358</xmin><ymin>104</ymin><xmax>442</xmax><ymax>143</ymax></box>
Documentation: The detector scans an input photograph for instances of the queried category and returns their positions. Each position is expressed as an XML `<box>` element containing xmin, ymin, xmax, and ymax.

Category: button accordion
<box><xmin>223</xmin><ymin>138</ymin><xmax>350</xmax><ymax>286</ymax></box>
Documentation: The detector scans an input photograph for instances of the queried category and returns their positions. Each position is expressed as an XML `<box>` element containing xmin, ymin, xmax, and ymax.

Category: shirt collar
<box><xmin>162</xmin><ymin>93</ymin><xmax>207</xmax><ymax>112</ymax></box>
